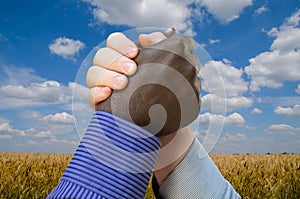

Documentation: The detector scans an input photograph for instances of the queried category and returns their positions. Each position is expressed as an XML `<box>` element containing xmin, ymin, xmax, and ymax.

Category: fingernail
<box><xmin>114</xmin><ymin>75</ymin><xmax>127</xmax><ymax>89</ymax></box>
<box><xmin>100</xmin><ymin>87</ymin><xmax>111</xmax><ymax>93</ymax></box>
<box><xmin>123</xmin><ymin>62</ymin><xmax>136</xmax><ymax>75</ymax></box>
<box><xmin>126</xmin><ymin>48</ymin><xmax>138</xmax><ymax>57</ymax></box>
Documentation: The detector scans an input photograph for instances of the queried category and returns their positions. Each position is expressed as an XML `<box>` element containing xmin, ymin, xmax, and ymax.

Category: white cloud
<box><xmin>296</xmin><ymin>84</ymin><xmax>300</xmax><ymax>94</ymax></box>
<box><xmin>84</xmin><ymin>0</ymin><xmax>193</xmax><ymax>33</ymax></box>
<box><xmin>0</xmin><ymin>122</ymin><xmax>31</xmax><ymax>136</ymax></box>
<box><xmin>0</xmin><ymin>121</ymin><xmax>68</xmax><ymax>138</ymax></box>
<box><xmin>35</xmin><ymin>130</ymin><xmax>52</xmax><ymax>138</ymax></box>
<box><xmin>0</xmin><ymin>134</ymin><xmax>12</xmax><ymax>140</ymax></box>
<box><xmin>0</xmin><ymin>81</ymin><xmax>70</xmax><ymax>106</ymax></box>
<box><xmin>201</xmin><ymin>60</ymin><xmax>249</xmax><ymax>97</ymax></box>
<box><xmin>199</xmin><ymin>0</ymin><xmax>253</xmax><ymax>23</ymax></box>
<box><xmin>209</xmin><ymin>38</ymin><xmax>220</xmax><ymax>44</ymax></box>
<box><xmin>83</xmin><ymin>0</ymin><xmax>252</xmax><ymax>35</ymax></box>
<box><xmin>266</xmin><ymin>124</ymin><xmax>300</xmax><ymax>135</ymax></box>
<box><xmin>197</xmin><ymin>112</ymin><xmax>245</xmax><ymax>127</ymax></box>
<box><xmin>225</xmin><ymin>112</ymin><xmax>246</xmax><ymax>126</ymax></box>
<box><xmin>274</xmin><ymin>105</ymin><xmax>300</xmax><ymax>117</ymax></box>
<box><xmin>222</xmin><ymin>58</ymin><xmax>232</xmax><ymax>65</ymax></box>
<box><xmin>0</xmin><ymin>69</ymin><xmax>88</xmax><ymax>109</ymax></box>
<box><xmin>254</xmin><ymin>6</ymin><xmax>269</xmax><ymax>15</ymax></box>
<box><xmin>245</xmin><ymin>9</ymin><xmax>300</xmax><ymax>91</ymax></box>
<box><xmin>251</xmin><ymin>108</ymin><xmax>262</xmax><ymax>114</ymax></box>
<box><xmin>21</xmin><ymin>110</ymin><xmax>75</xmax><ymax>124</ymax></box>
<box><xmin>200</xmin><ymin>60</ymin><xmax>252</xmax><ymax>112</ymax></box>
<box><xmin>49</xmin><ymin>37</ymin><xmax>85</xmax><ymax>60</ymax></box>
<box><xmin>201</xmin><ymin>94</ymin><xmax>253</xmax><ymax>112</ymax></box>
<box><xmin>203</xmin><ymin>94</ymin><xmax>253</xmax><ymax>112</ymax></box>
<box><xmin>41</xmin><ymin>112</ymin><xmax>74</xmax><ymax>124</ymax></box>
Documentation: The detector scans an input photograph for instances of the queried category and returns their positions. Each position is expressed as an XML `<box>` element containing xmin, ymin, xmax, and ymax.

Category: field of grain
<box><xmin>0</xmin><ymin>152</ymin><xmax>299</xmax><ymax>199</ymax></box>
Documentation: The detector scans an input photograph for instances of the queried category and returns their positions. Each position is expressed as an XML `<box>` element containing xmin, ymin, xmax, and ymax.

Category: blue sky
<box><xmin>0</xmin><ymin>0</ymin><xmax>299</xmax><ymax>154</ymax></box>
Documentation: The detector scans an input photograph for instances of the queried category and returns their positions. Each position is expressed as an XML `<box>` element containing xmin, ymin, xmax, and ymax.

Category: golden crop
<box><xmin>0</xmin><ymin>152</ymin><xmax>299</xmax><ymax>199</ymax></box>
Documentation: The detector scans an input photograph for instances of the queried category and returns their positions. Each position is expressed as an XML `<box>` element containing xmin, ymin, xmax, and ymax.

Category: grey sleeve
<box><xmin>159</xmin><ymin>138</ymin><xmax>241</xmax><ymax>199</ymax></box>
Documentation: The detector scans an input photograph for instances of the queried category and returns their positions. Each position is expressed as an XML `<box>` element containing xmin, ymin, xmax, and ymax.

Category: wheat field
<box><xmin>0</xmin><ymin>152</ymin><xmax>299</xmax><ymax>199</ymax></box>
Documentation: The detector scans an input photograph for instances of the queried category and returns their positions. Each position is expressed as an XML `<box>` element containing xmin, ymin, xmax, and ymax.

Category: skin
<box><xmin>86</xmin><ymin>29</ymin><xmax>195</xmax><ymax>185</ymax></box>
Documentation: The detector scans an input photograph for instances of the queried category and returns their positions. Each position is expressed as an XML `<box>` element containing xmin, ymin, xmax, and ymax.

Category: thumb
<box><xmin>138</xmin><ymin>32</ymin><xmax>167</xmax><ymax>48</ymax></box>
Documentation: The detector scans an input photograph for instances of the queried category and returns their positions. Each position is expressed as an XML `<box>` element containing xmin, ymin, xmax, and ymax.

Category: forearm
<box><xmin>159</xmin><ymin>138</ymin><xmax>241</xmax><ymax>199</ymax></box>
<box><xmin>47</xmin><ymin>111</ymin><xmax>161</xmax><ymax>199</ymax></box>
<box><xmin>154</xmin><ymin>127</ymin><xmax>195</xmax><ymax>185</ymax></box>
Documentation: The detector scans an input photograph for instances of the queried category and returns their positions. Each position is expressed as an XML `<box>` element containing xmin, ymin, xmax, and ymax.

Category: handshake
<box><xmin>48</xmin><ymin>28</ymin><xmax>240</xmax><ymax>199</ymax></box>
<box><xmin>87</xmin><ymin>28</ymin><xmax>201</xmax><ymax>137</ymax></box>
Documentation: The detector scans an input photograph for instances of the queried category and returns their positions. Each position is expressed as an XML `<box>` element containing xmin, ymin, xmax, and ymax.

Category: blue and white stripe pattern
<box><xmin>47</xmin><ymin>111</ymin><xmax>161</xmax><ymax>199</ymax></box>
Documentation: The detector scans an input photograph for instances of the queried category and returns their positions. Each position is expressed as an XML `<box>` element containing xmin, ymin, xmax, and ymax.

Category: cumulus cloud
<box><xmin>82</xmin><ymin>0</ymin><xmax>252</xmax><ymax>35</ymax></box>
<box><xmin>199</xmin><ymin>0</ymin><xmax>253</xmax><ymax>23</ymax></box>
<box><xmin>41</xmin><ymin>112</ymin><xmax>74</xmax><ymax>124</ymax></box>
<box><xmin>200</xmin><ymin>60</ymin><xmax>252</xmax><ymax>112</ymax></box>
<box><xmin>0</xmin><ymin>122</ymin><xmax>34</xmax><ymax>137</ymax></box>
<box><xmin>20</xmin><ymin>110</ymin><xmax>75</xmax><ymax>124</ymax></box>
<box><xmin>0</xmin><ymin>72</ymin><xmax>88</xmax><ymax>109</ymax></box>
<box><xmin>266</xmin><ymin>124</ymin><xmax>300</xmax><ymax>135</ymax></box>
<box><xmin>201</xmin><ymin>60</ymin><xmax>248</xmax><ymax>97</ymax></box>
<box><xmin>0</xmin><ymin>116</ymin><xmax>74</xmax><ymax>139</ymax></box>
<box><xmin>245</xmin><ymin>9</ymin><xmax>300</xmax><ymax>91</ymax></box>
<box><xmin>201</xmin><ymin>94</ymin><xmax>253</xmax><ymax>112</ymax></box>
<box><xmin>0</xmin><ymin>81</ymin><xmax>70</xmax><ymax>107</ymax></box>
<box><xmin>49</xmin><ymin>37</ymin><xmax>85</xmax><ymax>60</ymax></box>
<box><xmin>274</xmin><ymin>105</ymin><xmax>300</xmax><ymax>117</ymax></box>
<box><xmin>84</xmin><ymin>0</ymin><xmax>193</xmax><ymax>32</ymax></box>
<box><xmin>197</xmin><ymin>112</ymin><xmax>246</xmax><ymax>127</ymax></box>
<box><xmin>251</xmin><ymin>108</ymin><xmax>263</xmax><ymax>114</ymax></box>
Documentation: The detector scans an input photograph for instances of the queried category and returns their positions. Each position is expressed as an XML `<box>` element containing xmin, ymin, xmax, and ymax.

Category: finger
<box><xmin>138</xmin><ymin>32</ymin><xmax>167</xmax><ymax>47</ymax></box>
<box><xmin>88</xmin><ymin>87</ymin><xmax>112</xmax><ymax>109</ymax></box>
<box><xmin>107</xmin><ymin>32</ymin><xmax>138</xmax><ymax>58</ymax></box>
<box><xmin>86</xmin><ymin>66</ymin><xmax>128</xmax><ymax>90</ymax></box>
<box><xmin>93</xmin><ymin>47</ymin><xmax>137</xmax><ymax>76</ymax></box>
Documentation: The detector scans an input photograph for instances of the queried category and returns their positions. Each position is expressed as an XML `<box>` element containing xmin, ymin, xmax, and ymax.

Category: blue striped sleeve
<box><xmin>47</xmin><ymin>111</ymin><xmax>161</xmax><ymax>199</ymax></box>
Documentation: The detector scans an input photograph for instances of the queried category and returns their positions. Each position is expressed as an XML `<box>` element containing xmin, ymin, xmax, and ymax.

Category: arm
<box><xmin>47</xmin><ymin>34</ymin><xmax>160</xmax><ymax>199</ymax></box>
<box><xmin>158</xmin><ymin>132</ymin><xmax>241</xmax><ymax>199</ymax></box>
<box><xmin>87</xmin><ymin>30</ymin><xmax>241</xmax><ymax>198</ymax></box>
<box><xmin>47</xmin><ymin>111</ymin><xmax>161</xmax><ymax>199</ymax></box>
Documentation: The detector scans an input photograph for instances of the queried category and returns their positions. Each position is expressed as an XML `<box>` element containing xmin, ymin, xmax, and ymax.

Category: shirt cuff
<box><xmin>48</xmin><ymin>111</ymin><xmax>161</xmax><ymax>199</ymax></box>
<box><xmin>159</xmin><ymin>138</ymin><xmax>241</xmax><ymax>199</ymax></box>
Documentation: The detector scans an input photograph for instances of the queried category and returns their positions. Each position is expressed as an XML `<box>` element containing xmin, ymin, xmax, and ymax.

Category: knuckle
<box><xmin>107</xmin><ymin>32</ymin><xmax>124</xmax><ymax>41</ymax></box>
<box><xmin>93</xmin><ymin>47</ymin><xmax>109</xmax><ymax>65</ymax></box>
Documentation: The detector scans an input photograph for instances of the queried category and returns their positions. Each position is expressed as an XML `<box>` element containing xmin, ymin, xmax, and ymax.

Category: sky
<box><xmin>0</xmin><ymin>0</ymin><xmax>299</xmax><ymax>154</ymax></box>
